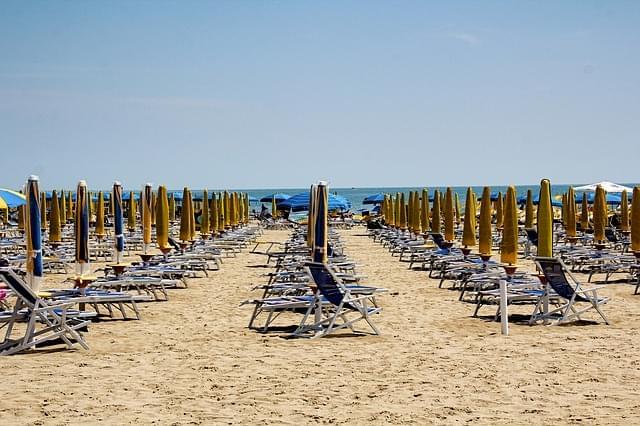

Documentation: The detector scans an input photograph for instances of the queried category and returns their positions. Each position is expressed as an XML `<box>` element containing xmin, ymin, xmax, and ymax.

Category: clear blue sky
<box><xmin>1</xmin><ymin>1</ymin><xmax>639</xmax><ymax>190</ymax></box>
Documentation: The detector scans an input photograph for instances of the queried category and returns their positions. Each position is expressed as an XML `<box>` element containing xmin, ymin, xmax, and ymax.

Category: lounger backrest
<box><xmin>306</xmin><ymin>262</ymin><xmax>358</xmax><ymax>310</ymax></box>
<box><xmin>430</xmin><ymin>233</ymin><xmax>446</xmax><ymax>249</ymax></box>
<box><xmin>536</xmin><ymin>258</ymin><xmax>588</xmax><ymax>302</ymax></box>
<box><xmin>0</xmin><ymin>268</ymin><xmax>37</xmax><ymax>306</ymax></box>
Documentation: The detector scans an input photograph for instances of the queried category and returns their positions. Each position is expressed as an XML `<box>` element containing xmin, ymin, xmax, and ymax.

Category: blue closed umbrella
<box><xmin>313</xmin><ymin>183</ymin><xmax>328</xmax><ymax>263</ymax></box>
<box><xmin>363</xmin><ymin>193</ymin><xmax>384</xmax><ymax>205</ymax></box>
<box><xmin>25</xmin><ymin>176</ymin><xmax>43</xmax><ymax>291</ymax></box>
<box><xmin>113</xmin><ymin>182</ymin><xmax>125</xmax><ymax>263</ymax></box>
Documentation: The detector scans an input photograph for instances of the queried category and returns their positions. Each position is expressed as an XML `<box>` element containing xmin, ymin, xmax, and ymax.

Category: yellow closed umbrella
<box><xmin>420</xmin><ymin>189</ymin><xmax>429</xmax><ymax>234</ymax></box>
<box><xmin>49</xmin><ymin>190</ymin><xmax>62</xmax><ymax>244</ymax></box>
<box><xmin>478</xmin><ymin>187</ymin><xmax>492</xmax><ymax>257</ymax></box>
<box><xmin>60</xmin><ymin>190</ymin><xmax>67</xmax><ymax>228</ymax></box>
<box><xmin>414</xmin><ymin>191</ymin><xmax>422</xmax><ymax>234</ymax></box>
<box><xmin>18</xmin><ymin>201</ymin><xmax>24</xmax><ymax>231</ymax></box>
<box><xmin>67</xmin><ymin>191</ymin><xmax>74</xmax><ymax>221</ymax></box>
<box><xmin>525</xmin><ymin>189</ymin><xmax>534</xmax><ymax>229</ymax></box>
<box><xmin>593</xmin><ymin>185</ymin><xmax>607</xmax><ymax>244</ymax></box>
<box><xmin>40</xmin><ymin>192</ymin><xmax>47</xmax><ymax>231</ymax></box>
<box><xmin>537</xmin><ymin>179</ymin><xmax>553</xmax><ymax>257</ymax></box>
<box><xmin>179</xmin><ymin>187</ymin><xmax>190</xmax><ymax>243</ymax></box>
<box><xmin>462</xmin><ymin>187</ymin><xmax>476</xmax><ymax>248</ymax></box>
<box><xmin>95</xmin><ymin>191</ymin><xmax>105</xmax><ymax>238</ymax></box>
<box><xmin>432</xmin><ymin>190</ymin><xmax>441</xmax><ymax>234</ymax></box>
<box><xmin>230</xmin><ymin>192</ymin><xmax>238</xmax><ymax>227</ymax></box>
<box><xmin>201</xmin><ymin>189</ymin><xmax>210</xmax><ymax>238</ymax></box>
<box><xmin>500</xmin><ymin>186</ymin><xmax>518</xmax><ymax>266</ymax></box>
<box><xmin>188</xmin><ymin>189</ymin><xmax>196</xmax><ymax>241</ymax></box>
<box><xmin>218</xmin><ymin>195</ymin><xmax>224</xmax><ymax>231</ymax></box>
<box><xmin>386</xmin><ymin>195</ymin><xmax>395</xmax><ymax>227</ymax></box>
<box><xmin>454</xmin><ymin>192</ymin><xmax>461</xmax><ymax>225</ymax></box>
<box><xmin>169</xmin><ymin>193</ymin><xmax>176</xmax><ymax>222</ymax></box>
<box><xmin>223</xmin><ymin>191</ymin><xmax>230</xmax><ymax>228</ymax></box>
<box><xmin>631</xmin><ymin>187</ymin><xmax>640</xmax><ymax>253</ymax></box>
<box><xmin>444</xmin><ymin>187</ymin><xmax>454</xmax><ymax>242</ymax></box>
<box><xmin>150</xmin><ymin>191</ymin><xmax>157</xmax><ymax>227</ymax></box>
<box><xmin>621</xmin><ymin>190</ymin><xmax>630</xmax><ymax>233</ymax></box>
<box><xmin>141</xmin><ymin>184</ymin><xmax>153</xmax><ymax>253</ymax></box>
<box><xmin>398</xmin><ymin>192</ymin><xmax>407</xmax><ymax>230</ymax></box>
<box><xmin>127</xmin><ymin>192</ymin><xmax>136</xmax><ymax>232</ymax></box>
<box><xmin>580</xmin><ymin>192</ymin><xmax>589</xmax><ymax>231</ymax></box>
<box><xmin>210</xmin><ymin>192</ymin><xmax>218</xmax><ymax>236</ymax></box>
<box><xmin>156</xmin><ymin>185</ymin><xmax>170</xmax><ymax>251</ymax></box>
<box><xmin>394</xmin><ymin>193</ymin><xmax>401</xmax><ymax>229</ymax></box>
<box><xmin>566</xmin><ymin>187</ymin><xmax>577</xmax><ymax>239</ymax></box>
<box><xmin>495</xmin><ymin>192</ymin><xmax>503</xmax><ymax>229</ymax></box>
<box><xmin>561</xmin><ymin>193</ymin><xmax>568</xmax><ymax>226</ymax></box>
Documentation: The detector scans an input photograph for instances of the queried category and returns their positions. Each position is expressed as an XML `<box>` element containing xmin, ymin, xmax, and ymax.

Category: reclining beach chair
<box><xmin>0</xmin><ymin>267</ymin><xmax>90</xmax><ymax>355</ymax></box>
<box><xmin>529</xmin><ymin>257</ymin><xmax>610</xmax><ymax>325</ymax></box>
<box><xmin>293</xmin><ymin>262</ymin><xmax>384</xmax><ymax>338</ymax></box>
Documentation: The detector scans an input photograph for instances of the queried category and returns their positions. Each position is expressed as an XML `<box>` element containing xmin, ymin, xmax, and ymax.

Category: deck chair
<box><xmin>0</xmin><ymin>268</ymin><xmax>90</xmax><ymax>355</ymax></box>
<box><xmin>529</xmin><ymin>257</ymin><xmax>609</xmax><ymax>325</ymax></box>
<box><xmin>292</xmin><ymin>262</ymin><xmax>384</xmax><ymax>338</ymax></box>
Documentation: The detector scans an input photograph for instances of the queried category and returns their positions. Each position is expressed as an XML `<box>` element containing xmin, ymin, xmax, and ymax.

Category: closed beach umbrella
<box><xmin>420</xmin><ymin>189</ymin><xmax>429</xmax><ymax>234</ymax></box>
<box><xmin>631</xmin><ymin>187</ymin><xmax>640</xmax><ymax>252</ymax></box>
<box><xmin>593</xmin><ymin>185</ymin><xmax>607</xmax><ymax>244</ymax></box>
<box><xmin>141</xmin><ymin>183</ymin><xmax>153</xmax><ymax>253</ymax></box>
<box><xmin>127</xmin><ymin>192</ymin><xmax>136</xmax><ymax>232</ymax></box>
<box><xmin>580</xmin><ymin>192</ymin><xmax>589</xmax><ymax>230</ymax></box>
<box><xmin>179</xmin><ymin>187</ymin><xmax>190</xmax><ymax>243</ymax></box>
<box><xmin>394</xmin><ymin>193</ymin><xmax>401</xmax><ymax>229</ymax></box>
<box><xmin>67</xmin><ymin>191</ymin><xmax>74</xmax><ymax>221</ymax></box>
<box><xmin>432</xmin><ymin>190</ymin><xmax>441</xmax><ymax>234</ymax></box>
<box><xmin>525</xmin><ymin>189</ymin><xmax>534</xmax><ymax>229</ymax></box>
<box><xmin>444</xmin><ymin>187</ymin><xmax>454</xmax><ymax>241</ymax></box>
<box><xmin>398</xmin><ymin>192</ymin><xmax>407</xmax><ymax>230</ymax></box>
<box><xmin>18</xmin><ymin>200</ymin><xmax>24</xmax><ymax>231</ymax></box>
<box><xmin>621</xmin><ymin>190</ymin><xmax>630</xmax><ymax>233</ymax></box>
<box><xmin>40</xmin><ymin>191</ymin><xmax>47</xmax><ymax>231</ymax></box>
<box><xmin>25</xmin><ymin>176</ymin><xmax>44</xmax><ymax>291</ymax></box>
<box><xmin>229</xmin><ymin>192</ymin><xmax>236</xmax><ymax>227</ymax></box>
<box><xmin>95</xmin><ymin>191</ymin><xmax>105</xmax><ymax>238</ymax></box>
<box><xmin>462</xmin><ymin>187</ymin><xmax>476</xmax><ymax>248</ymax></box>
<box><xmin>169</xmin><ymin>193</ymin><xmax>176</xmax><ymax>222</ymax></box>
<box><xmin>454</xmin><ymin>192</ymin><xmax>461</xmax><ymax>225</ymax></box>
<box><xmin>479</xmin><ymin>187</ymin><xmax>492</xmax><ymax>257</ymax></box>
<box><xmin>113</xmin><ymin>182</ymin><xmax>125</xmax><ymax>263</ymax></box>
<box><xmin>188</xmin><ymin>189</ymin><xmax>196</xmax><ymax>241</ymax></box>
<box><xmin>201</xmin><ymin>189</ymin><xmax>210</xmax><ymax>237</ymax></box>
<box><xmin>244</xmin><ymin>193</ymin><xmax>250</xmax><ymax>223</ymax></box>
<box><xmin>210</xmin><ymin>192</ymin><xmax>219</xmax><ymax>235</ymax></box>
<box><xmin>501</xmin><ymin>186</ymin><xmax>518</xmax><ymax>265</ymax></box>
<box><xmin>156</xmin><ymin>185</ymin><xmax>170</xmax><ymax>250</ymax></box>
<box><xmin>386</xmin><ymin>195</ymin><xmax>395</xmax><ymax>227</ymax></box>
<box><xmin>150</xmin><ymin>191</ymin><xmax>157</xmax><ymax>227</ymax></box>
<box><xmin>75</xmin><ymin>180</ymin><xmax>91</xmax><ymax>277</ymax></box>
<box><xmin>223</xmin><ymin>191</ymin><xmax>230</xmax><ymax>228</ymax></box>
<box><xmin>272</xmin><ymin>195</ymin><xmax>277</xmax><ymax>218</ymax></box>
<box><xmin>59</xmin><ymin>190</ymin><xmax>66</xmax><ymax>228</ymax></box>
<box><xmin>495</xmin><ymin>192</ymin><xmax>503</xmax><ymax>228</ymax></box>
<box><xmin>313</xmin><ymin>183</ymin><xmax>328</xmax><ymax>263</ymax></box>
<box><xmin>49</xmin><ymin>190</ymin><xmax>62</xmax><ymax>244</ymax></box>
<box><xmin>308</xmin><ymin>185</ymin><xmax>317</xmax><ymax>248</ymax></box>
<box><xmin>566</xmin><ymin>187</ymin><xmax>577</xmax><ymax>239</ymax></box>
<box><xmin>217</xmin><ymin>195</ymin><xmax>224</xmax><ymax>231</ymax></box>
<box><xmin>537</xmin><ymin>179</ymin><xmax>553</xmax><ymax>257</ymax></box>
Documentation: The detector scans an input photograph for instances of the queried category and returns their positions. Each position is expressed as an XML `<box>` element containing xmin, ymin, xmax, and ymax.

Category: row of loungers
<box><xmin>368</xmin><ymin>223</ymin><xmax>610</xmax><ymax>326</ymax></box>
<box><xmin>0</xmin><ymin>224</ymin><xmax>262</xmax><ymax>355</ymax></box>
<box><xmin>243</xmin><ymin>226</ymin><xmax>387</xmax><ymax>338</ymax></box>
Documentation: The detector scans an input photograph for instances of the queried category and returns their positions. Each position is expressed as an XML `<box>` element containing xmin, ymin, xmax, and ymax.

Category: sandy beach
<box><xmin>1</xmin><ymin>227</ymin><xmax>638</xmax><ymax>424</ymax></box>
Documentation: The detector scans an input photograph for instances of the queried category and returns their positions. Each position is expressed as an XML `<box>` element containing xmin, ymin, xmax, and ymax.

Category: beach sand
<box><xmin>2</xmin><ymin>227</ymin><xmax>640</xmax><ymax>424</ymax></box>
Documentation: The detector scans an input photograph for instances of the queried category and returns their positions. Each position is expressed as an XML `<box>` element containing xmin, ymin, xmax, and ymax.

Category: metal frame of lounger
<box><xmin>529</xmin><ymin>257</ymin><xmax>610</xmax><ymax>325</ymax></box>
<box><xmin>0</xmin><ymin>268</ymin><xmax>90</xmax><ymax>355</ymax></box>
